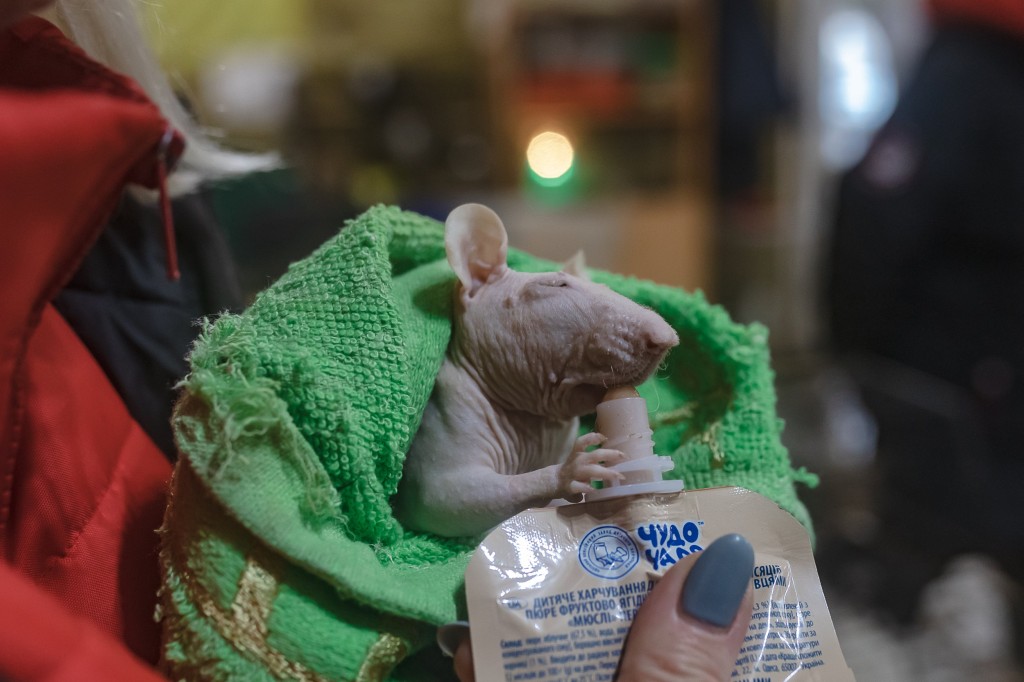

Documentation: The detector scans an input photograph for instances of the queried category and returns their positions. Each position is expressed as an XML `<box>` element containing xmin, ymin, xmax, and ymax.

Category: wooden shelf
<box><xmin>486</xmin><ymin>0</ymin><xmax>715</xmax><ymax>191</ymax></box>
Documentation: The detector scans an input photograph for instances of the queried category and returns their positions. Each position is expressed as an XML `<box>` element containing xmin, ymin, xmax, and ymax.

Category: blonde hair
<box><xmin>52</xmin><ymin>0</ymin><xmax>277</xmax><ymax>193</ymax></box>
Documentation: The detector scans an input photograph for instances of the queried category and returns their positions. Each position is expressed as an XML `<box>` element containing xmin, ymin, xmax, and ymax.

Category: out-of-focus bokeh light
<box><xmin>526</xmin><ymin>131</ymin><xmax>575</xmax><ymax>180</ymax></box>
<box><xmin>819</xmin><ymin>8</ymin><xmax>897</xmax><ymax>170</ymax></box>
<box><xmin>199</xmin><ymin>48</ymin><xmax>299</xmax><ymax>132</ymax></box>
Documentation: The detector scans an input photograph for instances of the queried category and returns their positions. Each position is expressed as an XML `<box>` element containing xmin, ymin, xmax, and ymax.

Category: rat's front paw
<box><xmin>558</xmin><ymin>432</ymin><xmax>626</xmax><ymax>496</ymax></box>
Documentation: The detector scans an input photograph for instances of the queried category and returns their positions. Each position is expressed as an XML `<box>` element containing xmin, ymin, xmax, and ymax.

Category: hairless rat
<box><xmin>393</xmin><ymin>204</ymin><xmax>678</xmax><ymax>537</ymax></box>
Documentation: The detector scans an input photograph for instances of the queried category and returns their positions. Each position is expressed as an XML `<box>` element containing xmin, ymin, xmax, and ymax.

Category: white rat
<box><xmin>394</xmin><ymin>203</ymin><xmax>679</xmax><ymax>537</ymax></box>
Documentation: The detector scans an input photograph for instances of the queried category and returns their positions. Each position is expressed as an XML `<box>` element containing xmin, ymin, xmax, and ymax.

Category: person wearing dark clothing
<box><xmin>828</xmin><ymin>0</ymin><xmax>1024</xmax><ymax>620</ymax></box>
<box><xmin>0</xmin><ymin>7</ymin><xmax>264</xmax><ymax>677</ymax></box>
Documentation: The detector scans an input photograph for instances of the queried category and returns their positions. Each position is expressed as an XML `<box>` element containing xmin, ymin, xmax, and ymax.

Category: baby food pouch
<box><xmin>464</xmin><ymin>487</ymin><xmax>855</xmax><ymax>681</ymax></box>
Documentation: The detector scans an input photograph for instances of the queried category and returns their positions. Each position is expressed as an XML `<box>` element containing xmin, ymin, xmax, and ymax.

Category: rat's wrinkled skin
<box><xmin>394</xmin><ymin>204</ymin><xmax>678</xmax><ymax>537</ymax></box>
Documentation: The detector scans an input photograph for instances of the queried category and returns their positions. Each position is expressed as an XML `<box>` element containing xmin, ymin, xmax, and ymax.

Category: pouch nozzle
<box><xmin>585</xmin><ymin>387</ymin><xmax>684</xmax><ymax>501</ymax></box>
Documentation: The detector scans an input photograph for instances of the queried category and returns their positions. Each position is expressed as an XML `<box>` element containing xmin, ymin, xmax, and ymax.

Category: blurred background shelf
<box><xmin>480</xmin><ymin>0</ymin><xmax>716</xmax><ymax>291</ymax></box>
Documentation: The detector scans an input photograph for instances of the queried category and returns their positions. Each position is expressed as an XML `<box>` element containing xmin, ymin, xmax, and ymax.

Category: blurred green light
<box><xmin>527</xmin><ymin>161</ymin><xmax>576</xmax><ymax>188</ymax></box>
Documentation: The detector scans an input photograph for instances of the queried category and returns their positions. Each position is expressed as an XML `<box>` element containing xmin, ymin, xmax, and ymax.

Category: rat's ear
<box><xmin>562</xmin><ymin>250</ymin><xmax>590</xmax><ymax>280</ymax></box>
<box><xmin>445</xmin><ymin>203</ymin><xmax>509</xmax><ymax>300</ymax></box>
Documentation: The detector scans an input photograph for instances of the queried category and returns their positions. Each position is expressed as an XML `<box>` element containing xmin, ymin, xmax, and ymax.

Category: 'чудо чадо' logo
<box><xmin>634</xmin><ymin>521</ymin><xmax>704</xmax><ymax>569</ymax></box>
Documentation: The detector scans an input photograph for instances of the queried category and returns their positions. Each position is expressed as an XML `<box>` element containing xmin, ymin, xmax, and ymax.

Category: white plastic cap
<box><xmin>585</xmin><ymin>388</ymin><xmax>684</xmax><ymax>501</ymax></box>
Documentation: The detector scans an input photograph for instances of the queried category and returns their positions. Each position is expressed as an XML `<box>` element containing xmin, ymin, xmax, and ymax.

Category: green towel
<box><xmin>158</xmin><ymin>205</ymin><xmax>816</xmax><ymax>681</ymax></box>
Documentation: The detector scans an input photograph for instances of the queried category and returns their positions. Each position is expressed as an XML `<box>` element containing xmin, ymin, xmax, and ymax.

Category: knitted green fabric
<box><xmin>158</xmin><ymin>205</ymin><xmax>816</xmax><ymax>681</ymax></box>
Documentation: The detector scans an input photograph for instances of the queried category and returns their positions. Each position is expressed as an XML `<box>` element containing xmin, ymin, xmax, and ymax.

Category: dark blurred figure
<box><xmin>827</xmin><ymin>0</ymin><xmax>1024</xmax><ymax>624</ymax></box>
<box><xmin>716</xmin><ymin>0</ymin><xmax>787</xmax><ymax>202</ymax></box>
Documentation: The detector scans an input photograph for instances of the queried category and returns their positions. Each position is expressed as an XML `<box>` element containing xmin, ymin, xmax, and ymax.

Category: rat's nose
<box><xmin>644</xmin><ymin>323</ymin><xmax>679</xmax><ymax>353</ymax></box>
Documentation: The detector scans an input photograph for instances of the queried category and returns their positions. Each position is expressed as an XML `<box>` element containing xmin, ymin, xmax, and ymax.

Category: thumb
<box><xmin>616</xmin><ymin>533</ymin><xmax>755</xmax><ymax>682</ymax></box>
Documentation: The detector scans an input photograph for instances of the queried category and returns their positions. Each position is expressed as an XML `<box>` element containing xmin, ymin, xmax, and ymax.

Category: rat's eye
<box><xmin>524</xmin><ymin>277</ymin><xmax>570</xmax><ymax>299</ymax></box>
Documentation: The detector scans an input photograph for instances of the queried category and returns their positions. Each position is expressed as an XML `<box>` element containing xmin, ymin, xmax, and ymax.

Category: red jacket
<box><xmin>0</xmin><ymin>17</ymin><xmax>183</xmax><ymax>680</ymax></box>
<box><xmin>929</xmin><ymin>0</ymin><xmax>1024</xmax><ymax>38</ymax></box>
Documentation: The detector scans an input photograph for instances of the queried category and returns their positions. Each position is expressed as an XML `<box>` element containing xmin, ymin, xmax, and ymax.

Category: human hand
<box><xmin>446</xmin><ymin>533</ymin><xmax>754</xmax><ymax>681</ymax></box>
<box><xmin>615</xmin><ymin>533</ymin><xmax>754</xmax><ymax>681</ymax></box>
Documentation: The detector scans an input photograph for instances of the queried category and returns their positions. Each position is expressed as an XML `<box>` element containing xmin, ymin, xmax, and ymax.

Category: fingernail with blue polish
<box><xmin>680</xmin><ymin>533</ymin><xmax>754</xmax><ymax>628</ymax></box>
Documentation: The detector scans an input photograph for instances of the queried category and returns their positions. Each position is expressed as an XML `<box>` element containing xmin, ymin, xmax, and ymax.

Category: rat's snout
<box><xmin>635</xmin><ymin>307</ymin><xmax>678</xmax><ymax>357</ymax></box>
<box><xmin>644</xmin><ymin>323</ymin><xmax>678</xmax><ymax>354</ymax></box>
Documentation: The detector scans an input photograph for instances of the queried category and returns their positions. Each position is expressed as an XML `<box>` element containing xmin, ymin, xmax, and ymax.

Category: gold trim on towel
<box><xmin>233</xmin><ymin>556</ymin><xmax>276</xmax><ymax>638</ymax></box>
<box><xmin>191</xmin><ymin>555</ymin><xmax>331</xmax><ymax>682</ymax></box>
<box><xmin>701</xmin><ymin>422</ymin><xmax>727</xmax><ymax>469</ymax></box>
<box><xmin>356</xmin><ymin>633</ymin><xmax>408</xmax><ymax>682</ymax></box>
